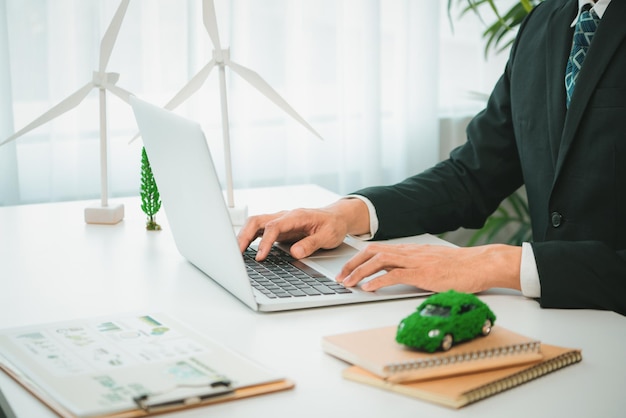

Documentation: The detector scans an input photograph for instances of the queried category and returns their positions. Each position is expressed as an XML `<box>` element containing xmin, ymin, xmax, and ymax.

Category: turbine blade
<box><xmin>228</xmin><ymin>60</ymin><xmax>323</xmax><ymax>140</ymax></box>
<box><xmin>100</xmin><ymin>0</ymin><xmax>130</xmax><ymax>72</ymax></box>
<box><xmin>1</xmin><ymin>82</ymin><xmax>93</xmax><ymax>146</ymax></box>
<box><xmin>127</xmin><ymin>131</ymin><xmax>141</xmax><ymax>144</ymax></box>
<box><xmin>164</xmin><ymin>60</ymin><xmax>216</xmax><ymax>110</ymax></box>
<box><xmin>203</xmin><ymin>0</ymin><xmax>223</xmax><ymax>61</ymax></box>
<box><xmin>105</xmin><ymin>83</ymin><xmax>132</xmax><ymax>103</ymax></box>
<box><xmin>129</xmin><ymin>60</ymin><xmax>216</xmax><ymax>144</ymax></box>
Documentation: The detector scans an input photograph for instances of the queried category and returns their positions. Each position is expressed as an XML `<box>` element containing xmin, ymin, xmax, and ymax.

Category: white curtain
<box><xmin>1</xmin><ymin>0</ymin><xmax>506</xmax><ymax>206</ymax></box>
<box><xmin>0</xmin><ymin>0</ymin><xmax>18</xmax><ymax>205</ymax></box>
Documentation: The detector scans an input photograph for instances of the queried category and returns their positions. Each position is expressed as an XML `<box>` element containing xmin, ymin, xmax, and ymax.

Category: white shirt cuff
<box><xmin>520</xmin><ymin>242</ymin><xmax>541</xmax><ymax>298</ymax></box>
<box><xmin>344</xmin><ymin>195</ymin><xmax>379</xmax><ymax>241</ymax></box>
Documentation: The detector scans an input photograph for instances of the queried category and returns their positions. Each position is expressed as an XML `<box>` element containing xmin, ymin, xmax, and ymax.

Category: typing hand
<box><xmin>237</xmin><ymin>208</ymin><xmax>348</xmax><ymax>261</ymax></box>
<box><xmin>337</xmin><ymin>243</ymin><xmax>522</xmax><ymax>293</ymax></box>
<box><xmin>237</xmin><ymin>199</ymin><xmax>370</xmax><ymax>261</ymax></box>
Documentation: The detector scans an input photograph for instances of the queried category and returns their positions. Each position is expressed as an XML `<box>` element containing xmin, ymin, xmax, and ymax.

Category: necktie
<box><xmin>564</xmin><ymin>4</ymin><xmax>600</xmax><ymax>108</ymax></box>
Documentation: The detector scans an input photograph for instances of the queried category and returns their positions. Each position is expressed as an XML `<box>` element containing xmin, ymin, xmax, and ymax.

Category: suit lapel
<box><xmin>545</xmin><ymin>0</ymin><xmax>577</xmax><ymax>169</ymax></box>
<box><xmin>554</xmin><ymin>0</ymin><xmax>626</xmax><ymax>180</ymax></box>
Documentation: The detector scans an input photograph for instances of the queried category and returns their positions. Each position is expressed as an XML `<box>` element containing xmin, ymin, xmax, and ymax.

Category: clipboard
<box><xmin>0</xmin><ymin>313</ymin><xmax>294</xmax><ymax>417</ymax></box>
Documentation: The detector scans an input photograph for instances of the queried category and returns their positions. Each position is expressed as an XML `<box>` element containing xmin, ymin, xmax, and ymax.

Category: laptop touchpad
<box><xmin>307</xmin><ymin>242</ymin><xmax>359</xmax><ymax>259</ymax></box>
<box><xmin>301</xmin><ymin>243</ymin><xmax>361</xmax><ymax>279</ymax></box>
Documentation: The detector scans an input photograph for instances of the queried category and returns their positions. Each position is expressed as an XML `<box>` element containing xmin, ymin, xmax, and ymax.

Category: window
<box><xmin>1</xmin><ymin>0</ymin><xmax>508</xmax><ymax>206</ymax></box>
<box><xmin>459</xmin><ymin>304</ymin><xmax>477</xmax><ymax>314</ymax></box>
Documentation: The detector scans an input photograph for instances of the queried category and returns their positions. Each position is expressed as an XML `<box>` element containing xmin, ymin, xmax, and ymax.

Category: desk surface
<box><xmin>1</xmin><ymin>185</ymin><xmax>624</xmax><ymax>418</ymax></box>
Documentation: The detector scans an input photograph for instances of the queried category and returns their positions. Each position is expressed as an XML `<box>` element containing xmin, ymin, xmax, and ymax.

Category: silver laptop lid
<box><xmin>130</xmin><ymin>96</ymin><xmax>259</xmax><ymax>311</ymax></box>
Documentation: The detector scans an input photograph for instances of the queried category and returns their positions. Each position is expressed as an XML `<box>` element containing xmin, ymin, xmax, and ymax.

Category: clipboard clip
<box><xmin>133</xmin><ymin>379</ymin><xmax>233</xmax><ymax>411</ymax></box>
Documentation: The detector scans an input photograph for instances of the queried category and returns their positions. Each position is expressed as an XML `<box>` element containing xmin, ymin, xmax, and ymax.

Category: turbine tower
<box><xmin>158</xmin><ymin>0</ymin><xmax>322</xmax><ymax>224</ymax></box>
<box><xmin>1</xmin><ymin>0</ymin><xmax>133</xmax><ymax>224</ymax></box>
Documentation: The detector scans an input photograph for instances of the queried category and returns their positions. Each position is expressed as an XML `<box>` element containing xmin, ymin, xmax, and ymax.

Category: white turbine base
<box><xmin>84</xmin><ymin>203</ymin><xmax>125</xmax><ymax>225</ymax></box>
<box><xmin>228</xmin><ymin>205</ymin><xmax>248</xmax><ymax>227</ymax></box>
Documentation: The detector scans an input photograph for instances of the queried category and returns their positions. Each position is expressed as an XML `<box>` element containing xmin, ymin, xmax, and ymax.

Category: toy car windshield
<box><xmin>420</xmin><ymin>304</ymin><xmax>451</xmax><ymax>317</ymax></box>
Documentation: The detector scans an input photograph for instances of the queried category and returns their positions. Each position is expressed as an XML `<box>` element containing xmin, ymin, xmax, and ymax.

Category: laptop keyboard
<box><xmin>243</xmin><ymin>247</ymin><xmax>352</xmax><ymax>299</ymax></box>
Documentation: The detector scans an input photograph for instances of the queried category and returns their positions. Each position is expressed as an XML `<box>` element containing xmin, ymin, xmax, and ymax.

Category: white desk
<box><xmin>0</xmin><ymin>185</ymin><xmax>624</xmax><ymax>418</ymax></box>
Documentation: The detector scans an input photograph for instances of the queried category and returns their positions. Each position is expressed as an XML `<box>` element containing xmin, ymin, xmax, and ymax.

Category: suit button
<box><xmin>551</xmin><ymin>212</ymin><xmax>563</xmax><ymax>228</ymax></box>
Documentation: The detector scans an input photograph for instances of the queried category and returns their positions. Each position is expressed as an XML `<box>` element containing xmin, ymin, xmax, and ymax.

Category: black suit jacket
<box><xmin>354</xmin><ymin>0</ymin><xmax>626</xmax><ymax>315</ymax></box>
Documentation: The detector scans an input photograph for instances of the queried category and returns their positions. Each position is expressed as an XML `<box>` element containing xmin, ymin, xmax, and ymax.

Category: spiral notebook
<box><xmin>322</xmin><ymin>325</ymin><xmax>543</xmax><ymax>383</ymax></box>
<box><xmin>342</xmin><ymin>344</ymin><xmax>582</xmax><ymax>409</ymax></box>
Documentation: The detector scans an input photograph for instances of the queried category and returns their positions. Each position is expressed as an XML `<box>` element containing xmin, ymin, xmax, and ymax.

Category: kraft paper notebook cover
<box><xmin>342</xmin><ymin>344</ymin><xmax>582</xmax><ymax>409</ymax></box>
<box><xmin>322</xmin><ymin>325</ymin><xmax>542</xmax><ymax>383</ymax></box>
<box><xmin>0</xmin><ymin>313</ymin><xmax>294</xmax><ymax>418</ymax></box>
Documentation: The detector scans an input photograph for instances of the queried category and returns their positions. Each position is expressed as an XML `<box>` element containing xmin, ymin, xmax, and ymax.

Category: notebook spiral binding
<box><xmin>386</xmin><ymin>341</ymin><xmax>542</xmax><ymax>373</ymax></box>
<box><xmin>463</xmin><ymin>350</ymin><xmax>583</xmax><ymax>405</ymax></box>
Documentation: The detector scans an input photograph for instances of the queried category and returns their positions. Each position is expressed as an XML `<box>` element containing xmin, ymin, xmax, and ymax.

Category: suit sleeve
<box><xmin>533</xmin><ymin>241</ymin><xmax>626</xmax><ymax>315</ymax></box>
<box><xmin>352</xmin><ymin>58</ymin><xmax>524</xmax><ymax>240</ymax></box>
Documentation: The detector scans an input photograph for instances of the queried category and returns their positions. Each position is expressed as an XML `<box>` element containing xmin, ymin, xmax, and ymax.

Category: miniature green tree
<box><xmin>140</xmin><ymin>147</ymin><xmax>162</xmax><ymax>230</ymax></box>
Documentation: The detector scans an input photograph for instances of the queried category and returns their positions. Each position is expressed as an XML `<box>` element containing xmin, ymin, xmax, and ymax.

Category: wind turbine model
<box><xmin>1</xmin><ymin>0</ymin><xmax>132</xmax><ymax>224</ymax></box>
<box><xmin>157</xmin><ymin>0</ymin><xmax>323</xmax><ymax>225</ymax></box>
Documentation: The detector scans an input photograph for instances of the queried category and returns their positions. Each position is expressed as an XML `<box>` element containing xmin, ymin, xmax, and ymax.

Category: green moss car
<box><xmin>396</xmin><ymin>290</ymin><xmax>496</xmax><ymax>352</ymax></box>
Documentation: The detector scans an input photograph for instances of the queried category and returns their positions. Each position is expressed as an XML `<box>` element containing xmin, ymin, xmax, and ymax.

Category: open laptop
<box><xmin>131</xmin><ymin>96</ymin><xmax>442</xmax><ymax>312</ymax></box>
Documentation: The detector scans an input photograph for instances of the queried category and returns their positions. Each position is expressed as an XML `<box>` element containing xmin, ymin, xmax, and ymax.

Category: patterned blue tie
<box><xmin>564</xmin><ymin>4</ymin><xmax>600</xmax><ymax>108</ymax></box>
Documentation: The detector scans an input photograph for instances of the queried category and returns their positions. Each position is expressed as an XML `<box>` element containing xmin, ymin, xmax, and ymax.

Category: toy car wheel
<box><xmin>481</xmin><ymin>319</ymin><xmax>493</xmax><ymax>336</ymax></box>
<box><xmin>441</xmin><ymin>334</ymin><xmax>453</xmax><ymax>351</ymax></box>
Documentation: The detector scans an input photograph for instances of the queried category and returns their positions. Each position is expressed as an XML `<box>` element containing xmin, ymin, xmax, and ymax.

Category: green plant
<box><xmin>140</xmin><ymin>147</ymin><xmax>162</xmax><ymax>231</ymax></box>
<box><xmin>466</xmin><ymin>189</ymin><xmax>532</xmax><ymax>246</ymax></box>
<box><xmin>448</xmin><ymin>0</ymin><xmax>543</xmax><ymax>57</ymax></box>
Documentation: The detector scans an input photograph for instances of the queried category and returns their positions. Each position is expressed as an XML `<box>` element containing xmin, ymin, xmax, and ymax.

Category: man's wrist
<box><xmin>326</xmin><ymin>197</ymin><xmax>371</xmax><ymax>237</ymax></box>
<box><xmin>483</xmin><ymin>244</ymin><xmax>523</xmax><ymax>291</ymax></box>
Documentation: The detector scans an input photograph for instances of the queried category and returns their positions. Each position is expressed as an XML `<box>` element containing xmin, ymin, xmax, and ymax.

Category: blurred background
<box><xmin>0</xmin><ymin>0</ymin><xmax>511</xmax><ymax>208</ymax></box>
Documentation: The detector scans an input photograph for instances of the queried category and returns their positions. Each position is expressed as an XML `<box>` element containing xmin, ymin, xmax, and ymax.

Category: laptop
<box><xmin>131</xmin><ymin>96</ymin><xmax>443</xmax><ymax>312</ymax></box>
<box><xmin>0</xmin><ymin>386</ymin><xmax>16</xmax><ymax>418</ymax></box>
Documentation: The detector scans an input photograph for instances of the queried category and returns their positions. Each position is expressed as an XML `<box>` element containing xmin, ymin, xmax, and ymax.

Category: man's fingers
<box><xmin>255</xmin><ymin>211</ymin><xmax>310</xmax><ymax>259</ymax></box>
<box><xmin>237</xmin><ymin>207</ymin><xmax>350</xmax><ymax>262</ymax></box>
<box><xmin>337</xmin><ymin>246</ymin><xmax>386</xmax><ymax>286</ymax></box>
<box><xmin>361</xmin><ymin>270</ymin><xmax>407</xmax><ymax>291</ymax></box>
<box><xmin>237</xmin><ymin>212</ymin><xmax>284</xmax><ymax>255</ymax></box>
<box><xmin>289</xmin><ymin>235</ymin><xmax>324</xmax><ymax>259</ymax></box>
<box><xmin>255</xmin><ymin>221</ymin><xmax>283</xmax><ymax>260</ymax></box>
<box><xmin>237</xmin><ymin>217</ymin><xmax>262</xmax><ymax>252</ymax></box>
<box><xmin>337</xmin><ymin>244</ymin><xmax>416</xmax><ymax>287</ymax></box>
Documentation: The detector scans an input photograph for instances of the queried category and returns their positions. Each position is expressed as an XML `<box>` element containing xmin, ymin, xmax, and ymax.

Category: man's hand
<box><xmin>337</xmin><ymin>243</ymin><xmax>522</xmax><ymax>293</ymax></box>
<box><xmin>237</xmin><ymin>198</ymin><xmax>370</xmax><ymax>261</ymax></box>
